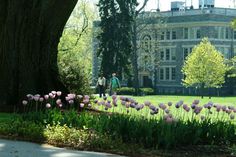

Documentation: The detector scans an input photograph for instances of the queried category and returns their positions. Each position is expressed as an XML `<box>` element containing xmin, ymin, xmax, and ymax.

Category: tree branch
<box><xmin>59</xmin><ymin>0</ymin><xmax>89</xmax><ymax>52</ymax></box>
<box><xmin>136</xmin><ymin>0</ymin><xmax>149</xmax><ymax>15</ymax></box>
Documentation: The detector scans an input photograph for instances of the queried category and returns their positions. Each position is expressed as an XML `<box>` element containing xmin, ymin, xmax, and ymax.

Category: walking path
<box><xmin>0</xmin><ymin>139</ymin><xmax>125</xmax><ymax>157</ymax></box>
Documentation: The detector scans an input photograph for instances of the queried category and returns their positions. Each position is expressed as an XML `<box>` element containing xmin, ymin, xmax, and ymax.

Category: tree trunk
<box><xmin>200</xmin><ymin>83</ymin><xmax>204</xmax><ymax>99</ymax></box>
<box><xmin>0</xmin><ymin>0</ymin><xmax>77</xmax><ymax>111</ymax></box>
<box><xmin>132</xmin><ymin>20</ymin><xmax>140</xmax><ymax>96</ymax></box>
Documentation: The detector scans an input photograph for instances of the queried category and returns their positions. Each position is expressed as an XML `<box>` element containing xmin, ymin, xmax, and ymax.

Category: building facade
<box><xmin>92</xmin><ymin>6</ymin><xmax>236</xmax><ymax>95</ymax></box>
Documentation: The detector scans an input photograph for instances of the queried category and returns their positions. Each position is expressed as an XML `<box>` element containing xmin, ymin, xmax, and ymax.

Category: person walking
<box><xmin>110</xmin><ymin>73</ymin><xmax>120</xmax><ymax>95</ymax></box>
<box><xmin>97</xmin><ymin>74</ymin><xmax>106</xmax><ymax>98</ymax></box>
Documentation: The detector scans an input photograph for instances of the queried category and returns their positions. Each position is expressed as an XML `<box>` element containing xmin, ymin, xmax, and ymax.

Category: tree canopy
<box><xmin>182</xmin><ymin>38</ymin><xmax>227</xmax><ymax>90</ymax></box>
<box><xmin>58</xmin><ymin>0</ymin><xmax>96</xmax><ymax>94</ymax></box>
<box><xmin>97</xmin><ymin>0</ymin><xmax>137</xmax><ymax>78</ymax></box>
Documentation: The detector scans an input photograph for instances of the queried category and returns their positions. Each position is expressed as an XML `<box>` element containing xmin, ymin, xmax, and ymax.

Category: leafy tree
<box><xmin>231</xmin><ymin>19</ymin><xmax>236</xmax><ymax>29</ymax></box>
<box><xmin>58</xmin><ymin>0</ymin><xmax>96</xmax><ymax>94</ymax></box>
<box><xmin>182</xmin><ymin>38</ymin><xmax>227</xmax><ymax>98</ymax></box>
<box><xmin>0</xmin><ymin>0</ymin><xmax>77</xmax><ymax>111</ymax></box>
<box><xmin>97</xmin><ymin>0</ymin><xmax>136</xmax><ymax>79</ymax></box>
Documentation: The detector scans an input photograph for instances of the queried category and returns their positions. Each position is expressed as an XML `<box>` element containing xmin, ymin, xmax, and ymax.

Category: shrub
<box><xmin>0</xmin><ymin>117</ymin><xmax>45</xmax><ymax>141</ymax></box>
<box><xmin>59</xmin><ymin>63</ymin><xmax>92</xmax><ymax>94</ymax></box>
<box><xmin>116</xmin><ymin>87</ymin><xmax>155</xmax><ymax>95</ymax></box>
<box><xmin>117</xmin><ymin>87</ymin><xmax>135</xmax><ymax>95</ymax></box>
<box><xmin>140</xmin><ymin>88</ymin><xmax>155</xmax><ymax>95</ymax></box>
<box><xmin>44</xmin><ymin>123</ymin><xmax>124</xmax><ymax>150</ymax></box>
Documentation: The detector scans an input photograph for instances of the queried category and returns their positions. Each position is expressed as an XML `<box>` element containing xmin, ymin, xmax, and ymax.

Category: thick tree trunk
<box><xmin>0</xmin><ymin>0</ymin><xmax>77</xmax><ymax>111</ymax></box>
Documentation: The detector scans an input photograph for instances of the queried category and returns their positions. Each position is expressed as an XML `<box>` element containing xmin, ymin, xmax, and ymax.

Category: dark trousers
<box><xmin>98</xmin><ymin>85</ymin><xmax>105</xmax><ymax>97</ymax></box>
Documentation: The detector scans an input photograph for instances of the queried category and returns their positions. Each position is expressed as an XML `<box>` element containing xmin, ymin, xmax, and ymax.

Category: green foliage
<box><xmin>58</xmin><ymin>1</ymin><xmax>96</xmax><ymax>94</ymax></box>
<box><xmin>22</xmin><ymin>109</ymin><xmax>81</xmax><ymax>127</ymax></box>
<box><xmin>0</xmin><ymin>117</ymin><xmax>44</xmax><ymax>141</ymax></box>
<box><xmin>117</xmin><ymin>87</ymin><xmax>135</xmax><ymax>95</ymax></box>
<box><xmin>140</xmin><ymin>88</ymin><xmax>155</xmax><ymax>95</ymax></box>
<box><xmin>116</xmin><ymin>87</ymin><xmax>154</xmax><ymax>95</ymax></box>
<box><xmin>20</xmin><ymin>108</ymin><xmax>236</xmax><ymax>149</ymax></box>
<box><xmin>226</xmin><ymin>56</ymin><xmax>236</xmax><ymax>78</ymax></box>
<box><xmin>1</xmin><ymin>107</ymin><xmax>236</xmax><ymax>151</ymax></box>
<box><xmin>231</xmin><ymin>19</ymin><xmax>236</xmax><ymax>29</ymax></box>
<box><xmin>182</xmin><ymin>38</ymin><xmax>227</xmax><ymax>89</ymax></box>
<box><xmin>97</xmin><ymin>0</ymin><xmax>136</xmax><ymax>78</ymax></box>
<box><xmin>44</xmin><ymin>123</ymin><xmax>123</xmax><ymax>150</ymax></box>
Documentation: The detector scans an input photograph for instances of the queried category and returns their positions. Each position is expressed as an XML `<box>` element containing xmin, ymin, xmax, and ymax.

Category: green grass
<box><xmin>94</xmin><ymin>95</ymin><xmax>236</xmax><ymax>122</ymax></box>
<box><xmin>125</xmin><ymin>95</ymin><xmax>236</xmax><ymax>106</ymax></box>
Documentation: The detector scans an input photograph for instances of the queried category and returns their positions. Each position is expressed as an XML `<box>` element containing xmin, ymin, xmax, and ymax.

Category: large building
<box><xmin>92</xmin><ymin>0</ymin><xmax>236</xmax><ymax>95</ymax></box>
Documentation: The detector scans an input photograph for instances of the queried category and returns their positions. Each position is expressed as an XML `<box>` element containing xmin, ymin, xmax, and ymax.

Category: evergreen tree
<box><xmin>97</xmin><ymin>0</ymin><xmax>136</xmax><ymax>79</ymax></box>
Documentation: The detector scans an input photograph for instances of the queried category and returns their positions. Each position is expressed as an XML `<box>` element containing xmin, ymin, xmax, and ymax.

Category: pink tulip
<box><xmin>77</xmin><ymin>95</ymin><xmax>83</xmax><ymax>99</ymax></box>
<box><xmin>49</xmin><ymin>93</ymin><xmax>54</xmax><ymax>98</ymax></box>
<box><xmin>33</xmin><ymin>96</ymin><xmax>40</xmax><ymax>101</ymax></box>
<box><xmin>112</xmin><ymin>95</ymin><xmax>117</xmax><ymax>100</ymax></box>
<box><xmin>44</xmin><ymin>95</ymin><xmax>49</xmax><ymax>100</ymax></box>
<box><xmin>69</xmin><ymin>100</ymin><xmax>74</xmax><ymax>104</ymax></box>
<box><xmin>167</xmin><ymin>102</ymin><xmax>172</xmax><ymax>106</ymax></box>
<box><xmin>56</xmin><ymin>91</ymin><xmax>62</xmax><ymax>96</ymax></box>
<box><xmin>80</xmin><ymin>103</ymin><xmax>85</xmax><ymax>108</ymax></box>
<box><xmin>84</xmin><ymin>95</ymin><xmax>90</xmax><ymax>100</ymax></box>
<box><xmin>144</xmin><ymin>101</ymin><xmax>151</xmax><ymax>106</ymax></box>
<box><xmin>51</xmin><ymin>91</ymin><xmax>56</xmax><ymax>95</ymax></box>
<box><xmin>22</xmin><ymin>100</ymin><xmax>28</xmax><ymax>105</ymax></box>
<box><xmin>56</xmin><ymin>99</ymin><xmax>62</xmax><ymax>105</ymax></box>
<box><xmin>39</xmin><ymin>97</ymin><xmax>44</xmax><ymax>102</ymax></box>
<box><xmin>46</xmin><ymin>103</ymin><xmax>51</xmax><ymax>108</ymax></box>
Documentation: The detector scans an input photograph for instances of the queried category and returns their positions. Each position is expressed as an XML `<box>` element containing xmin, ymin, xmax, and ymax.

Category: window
<box><xmin>171</xmin><ymin>67</ymin><xmax>176</xmax><ymax>80</ymax></box>
<box><xmin>171</xmin><ymin>49</ymin><xmax>176</xmax><ymax>60</ymax></box>
<box><xmin>166</xmin><ymin>68</ymin><xmax>170</xmax><ymax>80</ymax></box>
<box><xmin>166</xmin><ymin>31</ymin><xmax>170</xmax><ymax>40</ymax></box>
<box><xmin>190</xmin><ymin>47</ymin><xmax>192</xmax><ymax>52</ymax></box>
<box><xmin>216</xmin><ymin>47</ymin><xmax>229</xmax><ymax>59</ymax></box>
<box><xmin>224</xmin><ymin>48</ymin><xmax>229</xmax><ymax>58</ymax></box>
<box><xmin>183</xmin><ymin>47</ymin><xmax>193</xmax><ymax>60</ymax></box>
<box><xmin>219</xmin><ymin>27</ymin><xmax>224</xmax><ymax>39</ymax></box>
<box><xmin>183</xmin><ymin>28</ymin><xmax>188</xmax><ymax>39</ymax></box>
<box><xmin>159</xmin><ymin>67</ymin><xmax>176</xmax><ymax>81</ymax></box>
<box><xmin>183</xmin><ymin>48</ymin><xmax>189</xmax><ymax>59</ymax></box>
<box><xmin>161</xmin><ymin>32</ymin><xmax>165</xmax><ymax>40</ymax></box>
<box><xmin>166</xmin><ymin>49</ymin><xmax>170</xmax><ymax>60</ymax></box>
<box><xmin>172</xmin><ymin>31</ymin><xmax>176</xmax><ymax>40</ymax></box>
<box><xmin>196</xmin><ymin>29</ymin><xmax>201</xmax><ymax>39</ymax></box>
<box><xmin>160</xmin><ymin>48</ymin><xmax>176</xmax><ymax>61</ymax></box>
<box><xmin>225</xmin><ymin>28</ymin><xmax>229</xmax><ymax>39</ymax></box>
<box><xmin>160</xmin><ymin>68</ymin><xmax>164</xmax><ymax>80</ymax></box>
<box><xmin>142</xmin><ymin>35</ymin><xmax>152</xmax><ymax>52</ymax></box>
<box><xmin>214</xmin><ymin>27</ymin><xmax>219</xmax><ymax>39</ymax></box>
<box><xmin>160</xmin><ymin>50</ymin><xmax>164</xmax><ymax>60</ymax></box>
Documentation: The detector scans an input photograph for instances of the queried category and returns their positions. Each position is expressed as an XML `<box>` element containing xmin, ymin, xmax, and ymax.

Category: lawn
<box><xmin>117</xmin><ymin>95</ymin><xmax>236</xmax><ymax>106</ymax></box>
<box><xmin>94</xmin><ymin>95</ymin><xmax>236</xmax><ymax>122</ymax></box>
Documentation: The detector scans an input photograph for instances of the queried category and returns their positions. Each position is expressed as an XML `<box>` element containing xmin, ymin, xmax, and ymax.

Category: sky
<box><xmin>90</xmin><ymin>0</ymin><xmax>235</xmax><ymax>11</ymax></box>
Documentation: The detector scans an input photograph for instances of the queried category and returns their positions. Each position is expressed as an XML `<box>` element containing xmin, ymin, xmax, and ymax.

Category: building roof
<box><xmin>137</xmin><ymin>8</ymin><xmax>236</xmax><ymax>24</ymax></box>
